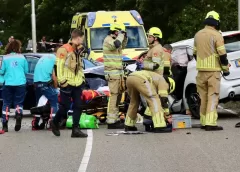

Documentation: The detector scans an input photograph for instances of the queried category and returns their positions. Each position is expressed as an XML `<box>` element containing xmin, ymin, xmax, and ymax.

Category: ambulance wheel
<box><xmin>187</xmin><ymin>86</ymin><xmax>200</xmax><ymax>119</ymax></box>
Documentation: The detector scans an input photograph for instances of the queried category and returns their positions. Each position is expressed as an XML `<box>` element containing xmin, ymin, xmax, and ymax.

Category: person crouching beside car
<box><xmin>32</xmin><ymin>54</ymin><xmax>58</xmax><ymax>130</ymax></box>
<box><xmin>0</xmin><ymin>40</ymin><xmax>28</xmax><ymax>133</ymax></box>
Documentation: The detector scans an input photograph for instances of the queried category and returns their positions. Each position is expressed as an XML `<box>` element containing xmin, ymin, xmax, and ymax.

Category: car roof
<box><xmin>171</xmin><ymin>30</ymin><xmax>240</xmax><ymax>47</ymax></box>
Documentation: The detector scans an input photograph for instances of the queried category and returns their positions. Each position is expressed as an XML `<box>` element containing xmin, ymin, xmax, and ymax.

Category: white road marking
<box><xmin>78</xmin><ymin>129</ymin><xmax>93</xmax><ymax>172</ymax></box>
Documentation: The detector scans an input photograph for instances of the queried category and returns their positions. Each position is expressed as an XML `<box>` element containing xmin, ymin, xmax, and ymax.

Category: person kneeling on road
<box><xmin>0</xmin><ymin>40</ymin><xmax>28</xmax><ymax>133</ymax></box>
<box><xmin>124</xmin><ymin>70</ymin><xmax>172</xmax><ymax>133</ymax></box>
<box><xmin>51</xmin><ymin>29</ymin><xmax>88</xmax><ymax>138</ymax></box>
<box><xmin>32</xmin><ymin>54</ymin><xmax>58</xmax><ymax>130</ymax></box>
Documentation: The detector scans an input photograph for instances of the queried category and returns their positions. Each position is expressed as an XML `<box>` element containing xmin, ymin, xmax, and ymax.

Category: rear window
<box><xmin>90</xmin><ymin>26</ymin><xmax>148</xmax><ymax>50</ymax></box>
<box><xmin>224</xmin><ymin>33</ymin><xmax>240</xmax><ymax>53</ymax></box>
<box><xmin>25</xmin><ymin>56</ymin><xmax>39</xmax><ymax>74</ymax></box>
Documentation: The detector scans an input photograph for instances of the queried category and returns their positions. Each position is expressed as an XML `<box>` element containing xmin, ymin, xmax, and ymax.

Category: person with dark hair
<box><xmin>103</xmin><ymin>22</ymin><xmax>128</xmax><ymax>129</ymax></box>
<box><xmin>51</xmin><ymin>29</ymin><xmax>88</xmax><ymax>138</ymax></box>
<box><xmin>31</xmin><ymin>54</ymin><xmax>58</xmax><ymax>130</ymax></box>
<box><xmin>0</xmin><ymin>40</ymin><xmax>28</xmax><ymax>133</ymax></box>
<box><xmin>194</xmin><ymin>11</ymin><xmax>229</xmax><ymax>131</ymax></box>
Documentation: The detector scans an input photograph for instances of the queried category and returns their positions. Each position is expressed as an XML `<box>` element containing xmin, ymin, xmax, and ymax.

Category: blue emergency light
<box><xmin>124</xmin><ymin>23</ymin><xmax>130</xmax><ymax>26</ymax></box>
<box><xmin>130</xmin><ymin>10</ymin><xmax>144</xmax><ymax>25</ymax></box>
<box><xmin>102</xmin><ymin>24</ymin><xmax>111</xmax><ymax>27</ymax></box>
<box><xmin>88</xmin><ymin>12</ymin><xmax>96</xmax><ymax>27</ymax></box>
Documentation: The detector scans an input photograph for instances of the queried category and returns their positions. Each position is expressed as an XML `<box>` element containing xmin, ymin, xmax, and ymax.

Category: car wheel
<box><xmin>187</xmin><ymin>87</ymin><xmax>200</xmax><ymax>119</ymax></box>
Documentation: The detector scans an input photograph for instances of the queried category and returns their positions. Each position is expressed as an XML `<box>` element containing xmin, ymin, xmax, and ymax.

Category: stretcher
<box><xmin>30</xmin><ymin>86</ymin><xmax>129</xmax><ymax>129</ymax></box>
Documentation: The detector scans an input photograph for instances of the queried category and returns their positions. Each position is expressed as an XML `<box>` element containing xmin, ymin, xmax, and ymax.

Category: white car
<box><xmin>171</xmin><ymin>31</ymin><xmax>240</xmax><ymax>118</ymax></box>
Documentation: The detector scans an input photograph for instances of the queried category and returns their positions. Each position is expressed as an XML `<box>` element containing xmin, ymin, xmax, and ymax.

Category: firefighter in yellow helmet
<box><xmin>194</xmin><ymin>11</ymin><xmax>229</xmax><ymax>131</ymax></box>
<box><xmin>103</xmin><ymin>22</ymin><xmax>128</xmax><ymax>129</ymax></box>
<box><xmin>124</xmin><ymin>70</ymin><xmax>173</xmax><ymax>133</ymax></box>
<box><xmin>142</xmin><ymin>76</ymin><xmax>175</xmax><ymax>132</ymax></box>
<box><xmin>136</xmin><ymin>27</ymin><xmax>164</xmax><ymax>75</ymax></box>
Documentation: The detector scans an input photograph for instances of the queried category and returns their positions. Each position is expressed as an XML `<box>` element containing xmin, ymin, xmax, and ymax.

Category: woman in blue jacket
<box><xmin>0</xmin><ymin>40</ymin><xmax>28</xmax><ymax>133</ymax></box>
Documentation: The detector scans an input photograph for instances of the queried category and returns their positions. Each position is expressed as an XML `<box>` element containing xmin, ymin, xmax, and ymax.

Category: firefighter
<box><xmin>32</xmin><ymin>54</ymin><xmax>58</xmax><ymax>130</ymax></box>
<box><xmin>194</xmin><ymin>11</ymin><xmax>229</xmax><ymax>131</ymax></box>
<box><xmin>0</xmin><ymin>40</ymin><xmax>28</xmax><ymax>133</ymax></box>
<box><xmin>142</xmin><ymin>75</ymin><xmax>175</xmax><ymax>131</ymax></box>
<box><xmin>137</xmin><ymin>27</ymin><xmax>164</xmax><ymax>75</ymax></box>
<box><xmin>51</xmin><ymin>29</ymin><xmax>88</xmax><ymax>138</ymax></box>
<box><xmin>103</xmin><ymin>22</ymin><xmax>128</xmax><ymax>129</ymax></box>
<box><xmin>124</xmin><ymin>70</ymin><xmax>173</xmax><ymax>133</ymax></box>
<box><xmin>163</xmin><ymin>44</ymin><xmax>173</xmax><ymax>77</ymax></box>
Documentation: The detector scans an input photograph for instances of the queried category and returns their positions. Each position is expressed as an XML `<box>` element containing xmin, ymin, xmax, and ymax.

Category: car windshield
<box><xmin>224</xmin><ymin>33</ymin><xmax>240</xmax><ymax>53</ymax></box>
<box><xmin>83</xmin><ymin>58</ymin><xmax>97</xmax><ymax>69</ymax></box>
<box><xmin>90</xmin><ymin>26</ymin><xmax>148</xmax><ymax>50</ymax></box>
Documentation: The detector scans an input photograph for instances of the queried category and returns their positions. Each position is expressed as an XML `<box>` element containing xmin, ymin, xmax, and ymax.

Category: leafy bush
<box><xmin>0</xmin><ymin>48</ymin><xmax>5</xmax><ymax>55</ymax></box>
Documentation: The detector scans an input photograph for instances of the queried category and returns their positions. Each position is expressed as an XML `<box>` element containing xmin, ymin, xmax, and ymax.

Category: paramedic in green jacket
<box><xmin>103</xmin><ymin>22</ymin><xmax>128</xmax><ymax>129</ymax></box>
<box><xmin>0</xmin><ymin>40</ymin><xmax>28</xmax><ymax>133</ymax></box>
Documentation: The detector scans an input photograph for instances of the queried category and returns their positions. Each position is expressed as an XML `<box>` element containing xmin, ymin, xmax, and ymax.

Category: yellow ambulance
<box><xmin>71</xmin><ymin>10</ymin><xmax>148</xmax><ymax>62</ymax></box>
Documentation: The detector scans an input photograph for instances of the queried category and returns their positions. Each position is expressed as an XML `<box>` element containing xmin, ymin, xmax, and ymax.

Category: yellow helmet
<box><xmin>147</xmin><ymin>27</ymin><xmax>163</xmax><ymax>39</ymax></box>
<box><xmin>110</xmin><ymin>22</ymin><xmax>126</xmax><ymax>32</ymax></box>
<box><xmin>205</xmin><ymin>11</ymin><xmax>220</xmax><ymax>21</ymax></box>
<box><xmin>168</xmin><ymin>77</ymin><xmax>175</xmax><ymax>94</ymax></box>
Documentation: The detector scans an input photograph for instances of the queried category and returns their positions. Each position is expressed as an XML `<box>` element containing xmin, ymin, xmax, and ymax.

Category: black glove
<box><xmin>223</xmin><ymin>71</ymin><xmax>230</xmax><ymax>76</ymax></box>
<box><xmin>121</xmin><ymin>31</ymin><xmax>127</xmax><ymax>38</ymax></box>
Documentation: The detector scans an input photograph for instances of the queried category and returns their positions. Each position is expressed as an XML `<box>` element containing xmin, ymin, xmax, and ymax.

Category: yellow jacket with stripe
<box><xmin>103</xmin><ymin>33</ymin><xmax>128</xmax><ymax>78</ymax></box>
<box><xmin>129</xmin><ymin>70</ymin><xmax>169</xmax><ymax>98</ymax></box>
<box><xmin>143</xmin><ymin>43</ymin><xmax>164</xmax><ymax>75</ymax></box>
<box><xmin>163</xmin><ymin>48</ymin><xmax>172</xmax><ymax>76</ymax></box>
<box><xmin>56</xmin><ymin>43</ymin><xmax>85</xmax><ymax>87</ymax></box>
<box><xmin>129</xmin><ymin>70</ymin><xmax>169</xmax><ymax>114</ymax></box>
<box><xmin>194</xmin><ymin>26</ymin><xmax>229</xmax><ymax>72</ymax></box>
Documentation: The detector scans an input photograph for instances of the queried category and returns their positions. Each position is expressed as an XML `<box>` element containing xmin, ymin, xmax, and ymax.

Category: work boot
<box><xmin>2</xmin><ymin>122</ymin><xmax>8</xmax><ymax>132</ymax></box>
<box><xmin>71</xmin><ymin>125</ymin><xmax>88</xmax><ymax>138</ymax></box>
<box><xmin>124</xmin><ymin>125</ymin><xmax>138</xmax><ymax>131</ymax></box>
<box><xmin>154</xmin><ymin>127</ymin><xmax>172</xmax><ymax>133</ymax></box>
<box><xmin>143</xmin><ymin>119</ymin><xmax>154</xmax><ymax>132</ymax></box>
<box><xmin>59</xmin><ymin>119</ymin><xmax>67</xmax><ymax>130</ymax></box>
<box><xmin>107</xmin><ymin>121</ymin><xmax>124</xmax><ymax>129</ymax></box>
<box><xmin>15</xmin><ymin>113</ymin><xmax>22</xmax><ymax>132</ymax></box>
<box><xmin>32</xmin><ymin>117</ymin><xmax>44</xmax><ymax>130</ymax></box>
<box><xmin>200</xmin><ymin>126</ymin><xmax>206</xmax><ymax>129</ymax></box>
<box><xmin>205</xmin><ymin>125</ymin><xmax>223</xmax><ymax>131</ymax></box>
<box><xmin>235</xmin><ymin>122</ymin><xmax>240</xmax><ymax>128</ymax></box>
<box><xmin>51</xmin><ymin>120</ymin><xmax>60</xmax><ymax>136</ymax></box>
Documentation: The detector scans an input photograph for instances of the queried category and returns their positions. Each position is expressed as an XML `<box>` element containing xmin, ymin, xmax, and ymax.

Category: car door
<box><xmin>221</xmin><ymin>33</ymin><xmax>240</xmax><ymax>80</ymax></box>
<box><xmin>23</xmin><ymin>55</ymin><xmax>40</xmax><ymax>110</ymax></box>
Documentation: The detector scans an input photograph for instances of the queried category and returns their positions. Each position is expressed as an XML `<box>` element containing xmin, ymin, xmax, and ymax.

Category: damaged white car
<box><xmin>171</xmin><ymin>31</ymin><xmax>240</xmax><ymax>118</ymax></box>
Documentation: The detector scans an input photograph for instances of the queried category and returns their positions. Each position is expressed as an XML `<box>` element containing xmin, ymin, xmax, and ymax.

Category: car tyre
<box><xmin>187</xmin><ymin>87</ymin><xmax>200</xmax><ymax>119</ymax></box>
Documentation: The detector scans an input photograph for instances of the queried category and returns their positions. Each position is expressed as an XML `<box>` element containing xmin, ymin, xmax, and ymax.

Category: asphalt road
<box><xmin>1</xmin><ymin>114</ymin><xmax>240</xmax><ymax>172</ymax></box>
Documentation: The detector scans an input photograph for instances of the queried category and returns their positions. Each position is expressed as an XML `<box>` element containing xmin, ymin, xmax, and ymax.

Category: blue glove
<box><xmin>136</xmin><ymin>61</ymin><xmax>143</xmax><ymax>70</ymax></box>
